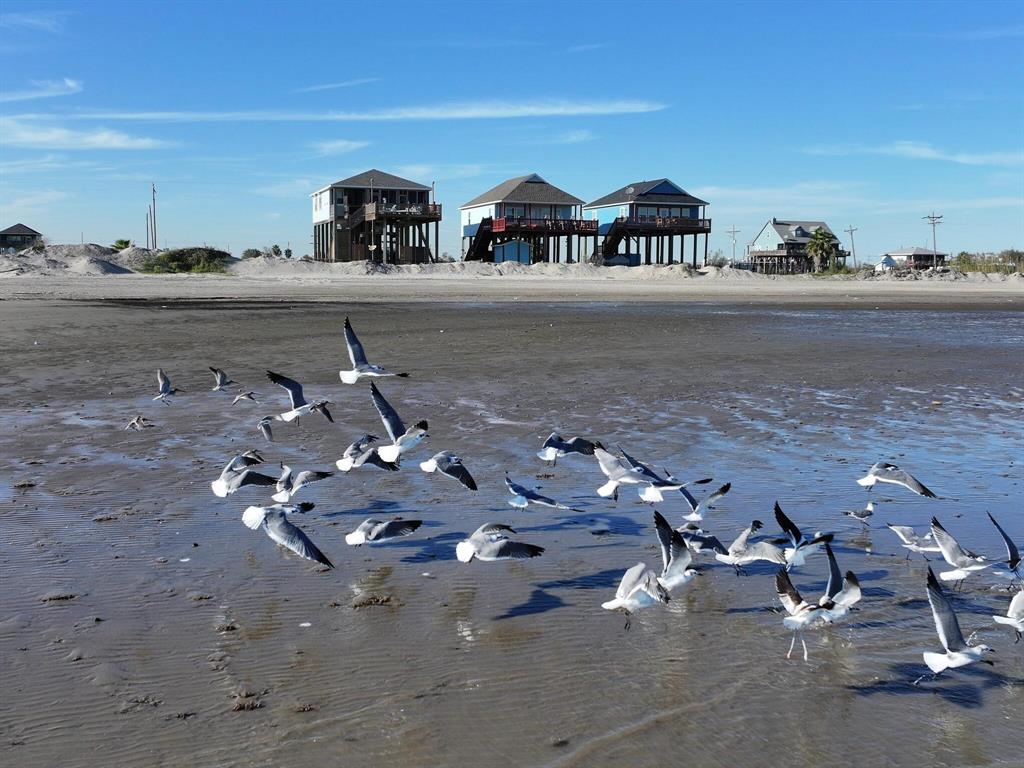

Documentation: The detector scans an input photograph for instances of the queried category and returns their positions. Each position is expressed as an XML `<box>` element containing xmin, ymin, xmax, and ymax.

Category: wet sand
<box><xmin>1</xmin><ymin>297</ymin><xmax>1022</xmax><ymax>767</ymax></box>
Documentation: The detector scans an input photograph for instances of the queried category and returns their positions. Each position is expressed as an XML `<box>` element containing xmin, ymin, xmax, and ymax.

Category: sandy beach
<box><xmin>1</xmin><ymin>288</ymin><xmax>1022</xmax><ymax>768</ymax></box>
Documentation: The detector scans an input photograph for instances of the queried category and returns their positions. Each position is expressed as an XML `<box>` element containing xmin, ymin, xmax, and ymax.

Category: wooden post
<box><xmin>692</xmin><ymin>234</ymin><xmax>697</xmax><ymax>268</ymax></box>
<box><xmin>434</xmin><ymin>222</ymin><xmax>439</xmax><ymax>262</ymax></box>
<box><xmin>704</xmin><ymin>233</ymin><xmax>708</xmax><ymax>265</ymax></box>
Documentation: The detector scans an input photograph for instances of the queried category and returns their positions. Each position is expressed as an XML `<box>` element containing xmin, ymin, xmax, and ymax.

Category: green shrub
<box><xmin>138</xmin><ymin>247</ymin><xmax>232</xmax><ymax>274</ymax></box>
<box><xmin>112</xmin><ymin>239</ymin><xmax>132</xmax><ymax>251</ymax></box>
<box><xmin>241</xmin><ymin>248</ymin><xmax>262</xmax><ymax>259</ymax></box>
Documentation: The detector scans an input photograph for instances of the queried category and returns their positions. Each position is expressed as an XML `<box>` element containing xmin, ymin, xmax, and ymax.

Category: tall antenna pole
<box><xmin>146</xmin><ymin>208</ymin><xmax>151</xmax><ymax>249</ymax></box>
<box><xmin>151</xmin><ymin>183</ymin><xmax>158</xmax><ymax>251</ymax></box>
<box><xmin>843</xmin><ymin>225</ymin><xmax>858</xmax><ymax>268</ymax></box>
<box><xmin>725</xmin><ymin>225</ymin><xmax>740</xmax><ymax>263</ymax></box>
<box><xmin>923</xmin><ymin>212</ymin><xmax>942</xmax><ymax>269</ymax></box>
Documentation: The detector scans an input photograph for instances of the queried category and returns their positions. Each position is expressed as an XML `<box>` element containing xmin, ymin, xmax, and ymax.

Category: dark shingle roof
<box><xmin>584</xmin><ymin>179</ymin><xmax>708</xmax><ymax>208</ymax></box>
<box><xmin>461</xmin><ymin>174</ymin><xmax>583</xmax><ymax>208</ymax></box>
<box><xmin>0</xmin><ymin>223</ymin><xmax>42</xmax><ymax>236</ymax></box>
<box><xmin>769</xmin><ymin>219</ymin><xmax>837</xmax><ymax>244</ymax></box>
<box><xmin>330</xmin><ymin>169</ymin><xmax>430</xmax><ymax>191</ymax></box>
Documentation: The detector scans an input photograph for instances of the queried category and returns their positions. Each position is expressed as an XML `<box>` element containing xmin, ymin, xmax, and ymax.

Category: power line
<box><xmin>923</xmin><ymin>212</ymin><xmax>942</xmax><ymax>269</ymax></box>
<box><xmin>843</xmin><ymin>225</ymin><xmax>858</xmax><ymax>268</ymax></box>
<box><xmin>725</xmin><ymin>225</ymin><xmax>740</xmax><ymax>263</ymax></box>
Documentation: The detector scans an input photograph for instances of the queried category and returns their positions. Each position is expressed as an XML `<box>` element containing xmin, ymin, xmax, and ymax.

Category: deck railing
<box><xmin>619</xmin><ymin>216</ymin><xmax>711</xmax><ymax>231</ymax></box>
<box><xmin>493</xmin><ymin>217</ymin><xmax>598</xmax><ymax>234</ymax></box>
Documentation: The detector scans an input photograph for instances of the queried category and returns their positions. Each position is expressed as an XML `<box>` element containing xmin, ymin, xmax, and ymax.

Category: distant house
<box><xmin>310</xmin><ymin>169</ymin><xmax>441</xmax><ymax>264</ymax></box>
<box><xmin>746</xmin><ymin>218</ymin><xmax>849</xmax><ymax>274</ymax></box>
<box><xmin>583</xmin><ymin>179</ymin><xmax>710</xmax><ymax>266</ymax></box>
<box><xmin>0</xmin><ymin>223</ymin><xmax>42</xmax><ymax>253</ymax></box>
<box><xmin>875</xmin><ymin>255</ymin><xmax>898</xmax><ymax>272</ymax></box>
<box><xmin>880</xmin><ymin>247</ymin><xmax>947</xmax><ymax>270</ymax></box>
<box><xmin>460</xmin><ymin>174</ymin><xmax>594</xmax><ymax>263</ymax></box>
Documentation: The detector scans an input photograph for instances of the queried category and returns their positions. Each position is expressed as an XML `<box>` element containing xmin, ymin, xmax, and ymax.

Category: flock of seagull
<box><xmin>132</xmin><ymin>316</ymin><xmax>1022</xmax><ymax>682</ymax></box>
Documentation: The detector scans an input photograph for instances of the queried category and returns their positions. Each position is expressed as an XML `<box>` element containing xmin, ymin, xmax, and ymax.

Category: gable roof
<box><xmin>328</xmin><ymin>169</ymin><xmax>431</xmax><ymax>191</ymax></box>
<box><xmin>882</xmin><ymin>246</ymin><xmax>948</xmax><ymax>257</ymax></box>
<box><xmin>0</xmin><ymin>223</ymin><xmax>42</xmax><ymax>236</ymax></box>
<box><xmin>461</xmin><ymin>174</ymin><xmax>583</xmax><ymax>208</ymax></box>
<box><xmin>766</xmin><ymin>218</ymin><xmax>837</xmax><ymax>244</ymax></box>
<box><xmin>584</xmin><ymin>178</ymin><xmax>708</xmax><ymax>208</ymax></box>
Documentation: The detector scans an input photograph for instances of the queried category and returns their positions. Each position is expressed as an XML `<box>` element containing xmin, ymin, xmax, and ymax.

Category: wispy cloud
<box><xmin>0</xmin><ymin>78</ymin><xmax>82</xmax><ymax>103</ymax></box>
<box><xmin>0</xmin><ymin>153</ymin><xmax>108</xmax><ymax>174</ymax></box>
<box><xmin>309</xmin><ymin>138</ymin><xmax>371</xmax><ymax>156</ymax></box>
<box><xmin>253</xmin><ymin>178</ymin><xmax>316</xmax><ymax>197</ymax></box>
<box><xmin>24</xmin><ymin>98</ymin><xmax>666</xmax><ymax>123</ymax></box>
<box><xmin>392</xmin><ymin>163</ymin><xmax>486</xmax><ymax>181</ymax></box>
<box><xmin>555</xmin><ymin>129</ymin><xmax>594</xmax><ymax>144</ymax></box>
<box><xmin>567</xmin><ymin>43</ymin><xmax>608</xmax><ymax>53</ymax></box>
<box><xmin>691</xmin><ymin>181</ymin><xmax>873</xmax><ymax>219</ymax></box>
<box><xmin>295</xmin><ymin>78</ymin><xmax>380</xmax><ymax>93</ymax></box>
<box><xmin>0</xmin><ymin>10</ymin><xmax>71</xmax><ymax>32</ymax></box>
<box><xmin>803</xmin><ymin>140</ymin><xmax>1024</xmax><ymax>168</ymax></box>
<box><xmin>2</xmin><ymin>189</ymin><xmax>69</xmax><ymax>212</ymax></box>
<box><xmin>0</xmin><ymin>117</ymin><xmax>175</xmax><ymax>150</ymax></box>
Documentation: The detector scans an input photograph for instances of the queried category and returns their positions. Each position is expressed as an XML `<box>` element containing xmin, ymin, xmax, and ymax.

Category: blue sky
<box><xmin>1</xmin><ymin>0</ymin><xmax>1022</xmax><ymax>260</ymax></box>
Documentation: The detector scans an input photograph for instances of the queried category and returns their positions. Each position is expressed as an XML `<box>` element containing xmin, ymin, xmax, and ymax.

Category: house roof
<box><xmin>882</xmin><ymin>246</ymin><xmax>948</xmax><ymax>257</ymax></box>
<box><xmin>765</xmin><ymin>218</ymin><xmax>838</xmax><ymax>244</ymax></box>
<box><xmin>583</xmin><ymin>178</ymin><xmax>708</xmax><ymax>208</ymax></box>
<box><xmin>461</xmin><ymin>174</ymin><xmax>583</xmax><ymax>209</ymax></box>
<box><xmin>0</xmin><ymin>223</ymin><xmax>42</xmax><ymax>236</ymax></box>
<box><xmin>319</xmin><ymin>169</ymin><xmax>431</xmax><ymax>193</ymax></box>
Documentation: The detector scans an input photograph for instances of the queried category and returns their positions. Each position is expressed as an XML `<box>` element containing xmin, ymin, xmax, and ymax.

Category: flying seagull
<box><xmin>242</xmin><ymin>502</ymin><xmax>332</xmax><ymax>568</ymax></box>
<box><xmin>124</xmin><ymin>415</ymin><xmax>154</xmax><ymax>431</ymax></box>
<box><xmin>616</xmin><ymin>447</ymin><xmax>711</xmax><ymax>504</ymax></box>
<box><xmin>537</xmin><ymin>433</ymin><xmax>600</xmax><ymax>465</ymax></box>
<box><xmin>272</xmin><ymin>464</ymin><xmax>334</xmax><ymax>503</ymax></box>
<box><xmin>993</xmin><ymin>589</ymin><xmax>1024</xmax><ymax>643</ymax></box>
<box><xmin>265</xmin><ymin>370</ymin><xmax>334</xmax><ymax>424</ymax></box>
<box><xmin>345</xmin><ymin>517</ymin><xmax>423</xmax><ymax>545</ymax></box>
<box><xmin>652</xmin><ymin>511</ymin><xmax>698</xmax><ymax>592</ymax></box>
<box><xmin>232</xmin><ymin>391</ymin><xmax>260</xmax><ymax>405</ymax></box>
<box><xmin>601</xmin><ymin>563</ymin><xmax>670</xmax><ymax>623</ymax></box>
<box><xmin>210</xmin><ymin>453</ymin><xmax>277</xmax><ymax>498</ymax></box>
<box><xmin>930</xmin><ymin>517</ymin><xmax>990</xmax><ymax>588</ymax></box>
<box><xmin>774</xmin><ymin>502</ymin><xmax>834</xmax><ymax>570</ymax></box>
<box><xmin>857</xmin><ymin>462</ymin><xmax>936</xmax><ymax>498</ymax></box>
<box><xmin>369</xmin><ymin>382</ymin><xmax>428</xmax><ymax>463</ymax></box>
<box><xmin>918</xmin><ymin>566</ymin><xmax>994</xmax><ymax>681</ymax></box>
<box><xmin>340</xmin><ymin>316</ymin><xmax>409</xmax><ymax>384</ymax></box>
<box><xmin>456</xmin><ymin>523</ymin><xmax>544</xmax><ymax>563</ymax></box>
<box><xmin>336</xmin><ymin>434</ymin><xmax>398</xmax><ymax>472</ymax></box>
<box><xmin>885</xmin><ymin>523</ymin><xmax>942</xmax><ymax>560</ymax></box>
<box><xmin>678</xmin><ymin>481</ymin><xmax>732</xmax><ymax>523</ymax></box>
<box><xmin>420</xmin><ymin>451</ymin><xmax>477</xmax><ymax>491</ymax></box>
<box><xmin>154</xmin><ymin>368</ymin><xmax>180</xmax><ymax>403</ymax></box>
<box><xmin>209</xmin><ymin>367</ymin><xmax>236</xmax><ymax>392</ymax></box>
<box><xmin>711</xmin><ymin>520</ymin><xmax>787</xmax><ymax>572</ymax></box>
<box><xmin>505</xmin><ymin>474</ymin><xmax>576</xmax><ymax>510</ymax></box>
<box><xmin>987</xmin><ymin>512</ymin><xmax>1021</xmax><ymax>581</ymax></box>
<box><xmin>843</xmin><ymin>500</ymin><xmax>874</xmax><ymax>525</ymax></box>
<box><xmin>820</xmin><ymin>541</ymin><xmax>862</xmax><ymax>623</ymax></box>
<box><xmin>256</xmin><ymin>415</ymin><xmax>279</xmax><ymax>442</ymax></box>
<box><xmin>775</xmin><ymin>567</ymin><xmax>859</xmax><ymax>661</ymax></box>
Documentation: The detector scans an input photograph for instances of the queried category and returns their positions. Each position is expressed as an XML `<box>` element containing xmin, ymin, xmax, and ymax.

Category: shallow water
<box><xmin>0</xmin><ymin>301</ymin><xmax>1021</xmax><ymax>767</ymax></box>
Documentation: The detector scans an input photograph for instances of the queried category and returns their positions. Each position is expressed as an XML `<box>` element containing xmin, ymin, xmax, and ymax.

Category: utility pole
<box><xmin>923</xmin><ymin>212</ymin><xmax>942</xmax><ymax>269</ymax></box>
<box><xmin>725</xmin><ymin>225</ymin><xmax>740</xmax><ymax>264</ymax></box>
<box><xmin>151</xmin><ymin>183</ymin><xmax>158</xmax><ymax>251</ymax></box>
<box><xmin>843</xmin><ymin>225</ymin><xmax>858</xmax><ymax>268</ymax></box>
<box><xmin>146</xmin><ymin>208</ymin><xmax>151</xmax><ymax>249</ymax></box>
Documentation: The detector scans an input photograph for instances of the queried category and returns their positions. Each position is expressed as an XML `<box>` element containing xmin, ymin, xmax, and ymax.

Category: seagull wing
<box><xmin>616</xmin><ymin>563</ymin><xmax>649</xmax><ymax>600</ymax></box>
<box><xmin>774</xmin><ymin>502</ymin><xmax>802</xmax><ymax>546</ymax></box>
<box><xmin>831</xmin><ymin>572</ymin><xmax>862</xmax><ymax>610</ymax></box>
<box><xmin>343</xmin><ymin>316</ymin><xmax>369</xmax><ymax>367</ymax></box>
<box><xmin>355</xmin><ymin>447</ymin><xmax>399</xmax><ymax>471</ymax></box>
<box><xmin>617</xmin><ymin>447</ymin><xmax>660</xmax><ymax>481</ymax></box>
<box><xmin>695</xmin><ymin>482</ymin><xmax>731</xmax><ymax>515</ymax></box>
<box><xmin>294</xmin><ymin>470</ymin><xmax>333</xmax><ymax>489</ymax></box>
<box><xmin>678</xmin><ymin>485</ymin><xmax>699</xmax><ymax>513</ymax></box>
<box><xmin>1008</xmin><ymin>590</ymin><xmax>1024</xmax><ymax>620</ymax></box>
<box><xmin>236</xmin><ymin>470</ymin><xmax>278</xmax><ymax>488</ymax></box>
<box><xmin>210</xmin><ymin>367</ymin><xmax>227</xmax><ymax>386</ymax></box>
<box><xmin>926</xmin><ymin>566</ymin><xmax>966</xmax><ymax>652</ymax></box>
<box><xmin>594</xmin><ymin>448</ymin><xmax>628</xmax><ymax>480</ymax></box>
<box><xmin>987</xmin><ymin>512</ymin><xmax>1020</xmax><ymax>571</ymax></box>
<box><xmin>263</xmin><ymin>513</ymin><xmax>333</xmax><ymax>568</ymax></box>
<box><xmin>157</xmin><ymin>368</ymin><xmax>170</xmax><ymax>393</ymax></box>
<box><xmin>824</xmin><ymin>541</ymin><xmax>843</xmax><ymax>600</ymax></box>
<box><xmin>265</xmin><ymin>370</ymin><xmax>307</xmax><ymax>409</ymax></box>
<box><xmin>930</xmin><ymin>517</ymin><xmax>971</xmax><ymax>566</ymax></box>
<box><xmin>493</xmin><ymin>540</ymin><xmax>545</xmax><ymax>560</ymax></box>
<box><xmin>369</xmin><ymin>381</ymin><xmax>405</xmax><ymax>443</ymax></box>
<box><xmin>744</xmin><ymin>541</ymin><xmax>788</xmax><ymax>564</ymax></box>
<box><xmin>886</xmin><ymin>524</ymin><xmax>919</xmax><ymax>546</ymax></box>
<box><xmin>729</xmin><ymin>520</ymin><xmax>761</xmax><ymax>555</ymax></box>
<box><xmin>565</xmin><ymin>437</ymin><xmax>598</xmax><ymax>455</ymax></box>
<box><xmin>683</xmin><ymin>532</ymin><xmax>728</xmax><ymax>555</ymax></box>
<box><xmin>876</xmin><ymin>465</ymin><xmax>936</xmax><ymax>498</ymax></box>
<box><xmin>440</xmin><ymin>455</ymin><xmax>477</xmax><ymax>491</ymax></box>
<box><xmin>372</xmin><ymin>519</ymin><xmax>423</xmax><ymax>540</ymax></box>
<box><xmin>775</xmin><ymin>570</ymin><xmax>806</xmax><ymax>616</ymax></box>
<box><xmin>476</xmin><ymin>522</ymin><xmax>516</xmax><ymax>536</ymax></box>
<box><xmin>653</xmin><ymin>511</ymin><xmax>676</xmax><ymax>574</ymax></box>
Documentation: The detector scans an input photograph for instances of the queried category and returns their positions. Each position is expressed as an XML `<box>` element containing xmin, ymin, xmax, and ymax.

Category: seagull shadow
<box><xmin>493</xmin><ymin>588</ymin><xmax>568</xmax><ymax>621</ymax></box>
<box><xmin>380</xmin><ymin>531</ymin><xmax>464</xmax><ymax>563</ymax></box>
<box><xmin>322</xmin><ymin>499</ymin><xmax>407</xmax><ymax>519</ymax></box>
<box><xmin>517</xmin><ymin>512</ymin><xmax>647</xmax><ymax>538</ymax></box>
<box><xmin>537</xmin><ymin>568</ymin><xmax>626</xmax><ymax>592</ymax></box>
<box><xmin>846</xmin><ymin>661</ymin><xmax>1022</xmax><ymax>708</ymax></box>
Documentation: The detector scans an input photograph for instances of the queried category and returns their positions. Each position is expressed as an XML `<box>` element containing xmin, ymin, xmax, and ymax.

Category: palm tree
<box><xmin>805</xmin><ymin>229</ymin><xmax>836</xmax><ymax>273</ymax></box>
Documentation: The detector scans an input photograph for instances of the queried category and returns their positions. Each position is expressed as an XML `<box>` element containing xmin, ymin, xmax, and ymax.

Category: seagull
<box><xmin>820</xmin><ymin>541</ymin><xmax>862</xmax><ymax>623</ymax></box>
<box><xmin>678</xmin><ymin>482</ymin><xmax>732</xmax><ymax>523</ymax></box>
<box><xmin>271</xmin><ymin>464</ymin><xmax>334</xmax><ymax>503</ymax></box>
<box><xmin>711</xmin><ymin>520</ymin><xmax>787</xmax><ymax>571</ymax></box>
<box><xmin>774</xmin><ymin>502</ymin><xmax>834</xmax><ymax>570</ymax></box>
<box><xmin>987</xmin><ymin>512</ymin><xmax>1021</xmax><ymax>581</ymax></box>
<box><xmin>592</xmin><ymin>447</ymin><xmax>668</xmax><ymax>501</ymax></box>
<box><xmin>242</xmin><ymin>503</ymin><xmax>332</xmax><ymax>568</ymax></box>
<box><xmin>775</xmin><ymin>568</ymin><xmax>858</xmax><ymax>661</ymax></box>
<box><xmin>154</xmin><ymin>368</ymin><xmax>180</xmax><ymax>403</ymax></box>
<box><xmin>652</xmin><ymin>511</ymin><xmax>698</xmax><ymax>592</ymax></box>
<box><xmin>210</xmin><ymin>453</ymin><xmax>277</xmax><ymax>498</ymax></box>
<box><xmin>265</xmin><ymin>370</ymin><xmax>334</xmax><ymax>424</ymax></box>
<box><xmin>232</xmin><ymin>391</ymin><xmax>260</xmax><ymax>405</ymax></box>
<box><xmin>843</xmin><ymin>500</ymin><xmax>874</xmax><ymax>525</ymax></box>
<box><xmin>885</xmin><ymin>523</ymin><xmax>942</xmax><ymax>560</ymax></box>
<box><xmin>345</xmin><ymin>517</ymin><xmax>423</xmax><ymax>545</ymax></box>
<box><xmin>931</xmin><ymin>517</ymin><xmax>990</xmax><ymax>588</ymax></box>
<box><xmin>340</xmin><ymin>316</ymin><xmax>409</xmax><ymax>384</ymax></box>
<box><xmin>615</xmin><ymin>448</ymin><xmax>711</xmax><ymax>505</ymax></box>
<box><xmin>918</xmin><ymin>566</ymin><xmax>994</xmax><ymax>681</ymax></box>
<box><xmin>336</xmin><ymin>434</ymin><xmax>398</xmax><ymax>472</ymax></box>
<box><xmin>993</xmin><ymin>589</ymin><xmax>1024</xmax><ymax>642</ymax></box>
<box><xmin>124</xmin><ymin>415</ymin><xmax>154</xmax><ymax>431</ymax></box>
<box><xmin>209</xmin><ymin>367</ymin><xmax>236</xmax><ymax>391</ymax></box>
<box><xmin>256</xmin><ymin>416</ymin><xmax>278</xmax><ymax>442</ymax></box>
<box><xmin>505</xmin><ymin>474</ymin><xmax>577</xmax><ymax>511</ymax></box>
<box><xmin>369</xmin><ymin>382</ymin><xmax>427</xmax><ymax>463</ymax></box>
<box><xmin>455</xmin><ymin>523</ymin><xmax>544</xmax><ymax>563</ymax></box>
<box><xmin>601</xmin><ymin>563</ymin><xmax>670</xmax><ymax>623</ymax></box>
<box><xmin>420</xmin><ymin>451</ymin><xmax>477</xmax><ymax>491</ymax></box>
<box><xmin>857</xmin><ymin>462</ymin><xmax>936</xmax><ymax>498</ymax></box>
<box><xmin>537</xmin><ymin>433</ymin><xmax>600</xmax><ymax>465</ymax></box>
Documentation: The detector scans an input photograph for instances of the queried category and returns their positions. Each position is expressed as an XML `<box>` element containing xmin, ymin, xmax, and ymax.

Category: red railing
<box><xmin>620</xmin><ymin>216</ymin><xmax>711</xmax><ymax>231</ymax></box>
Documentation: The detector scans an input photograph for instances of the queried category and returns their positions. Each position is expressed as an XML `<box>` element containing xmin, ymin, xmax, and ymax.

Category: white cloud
<box><xmin>556</xmin><ymin>129</ymin><xmax>594</xmax><ymax>144</ymax></box>
<box><xmin>30</xmin><ymin>98</ymin><xmax>666</xmax><ymax>122</ymax></box>
<box><xmin>0</xmin><ymin>153</ymin><xmax>108</xmax><ymax>174</ymax></box>
<box><xmin>567</xmin><ymin>43</ymin><xmax>608</xmax><ymax>53</ymax></box>
<box><xmin>803</xmin><ymin>141</ymin><xmax>1024</xmax><ymax>168</ymax></box>
<box><xmin>1</xmin><ymin>189</ymin><xmax>69</xmax><ymax>214</ymax></box>
<box><xmin>0</xmin><ymin>117</ymin><xmax>174</xmax><ymax>150</ymax></box>
<box><xmin>392</xmin><ymin>163</ymin><xmax>486</xmax><ymax>181</ymax></box>
<box><xmin>253</xmin><ymin>178</ymin><xmax>316</xmax><ymax>197</ymax></box>
<box><xmin>309</xmin><ymin>138</ymin><xmax>371</xmax><ymax>156</ymax></box>
<box><xmin>0</xmin><ymin>78</ymin><xmax>82</xmax><ymax>103</ymax></box>
<box><xmin>295</xmin><ymin>78</ymin><xmax>380</xmax><ymax>93</ymax></box>
<box><xmin>0</xmin><ymin>11</ymin><xmax>70</xmax><ymax>32</ymax></box>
